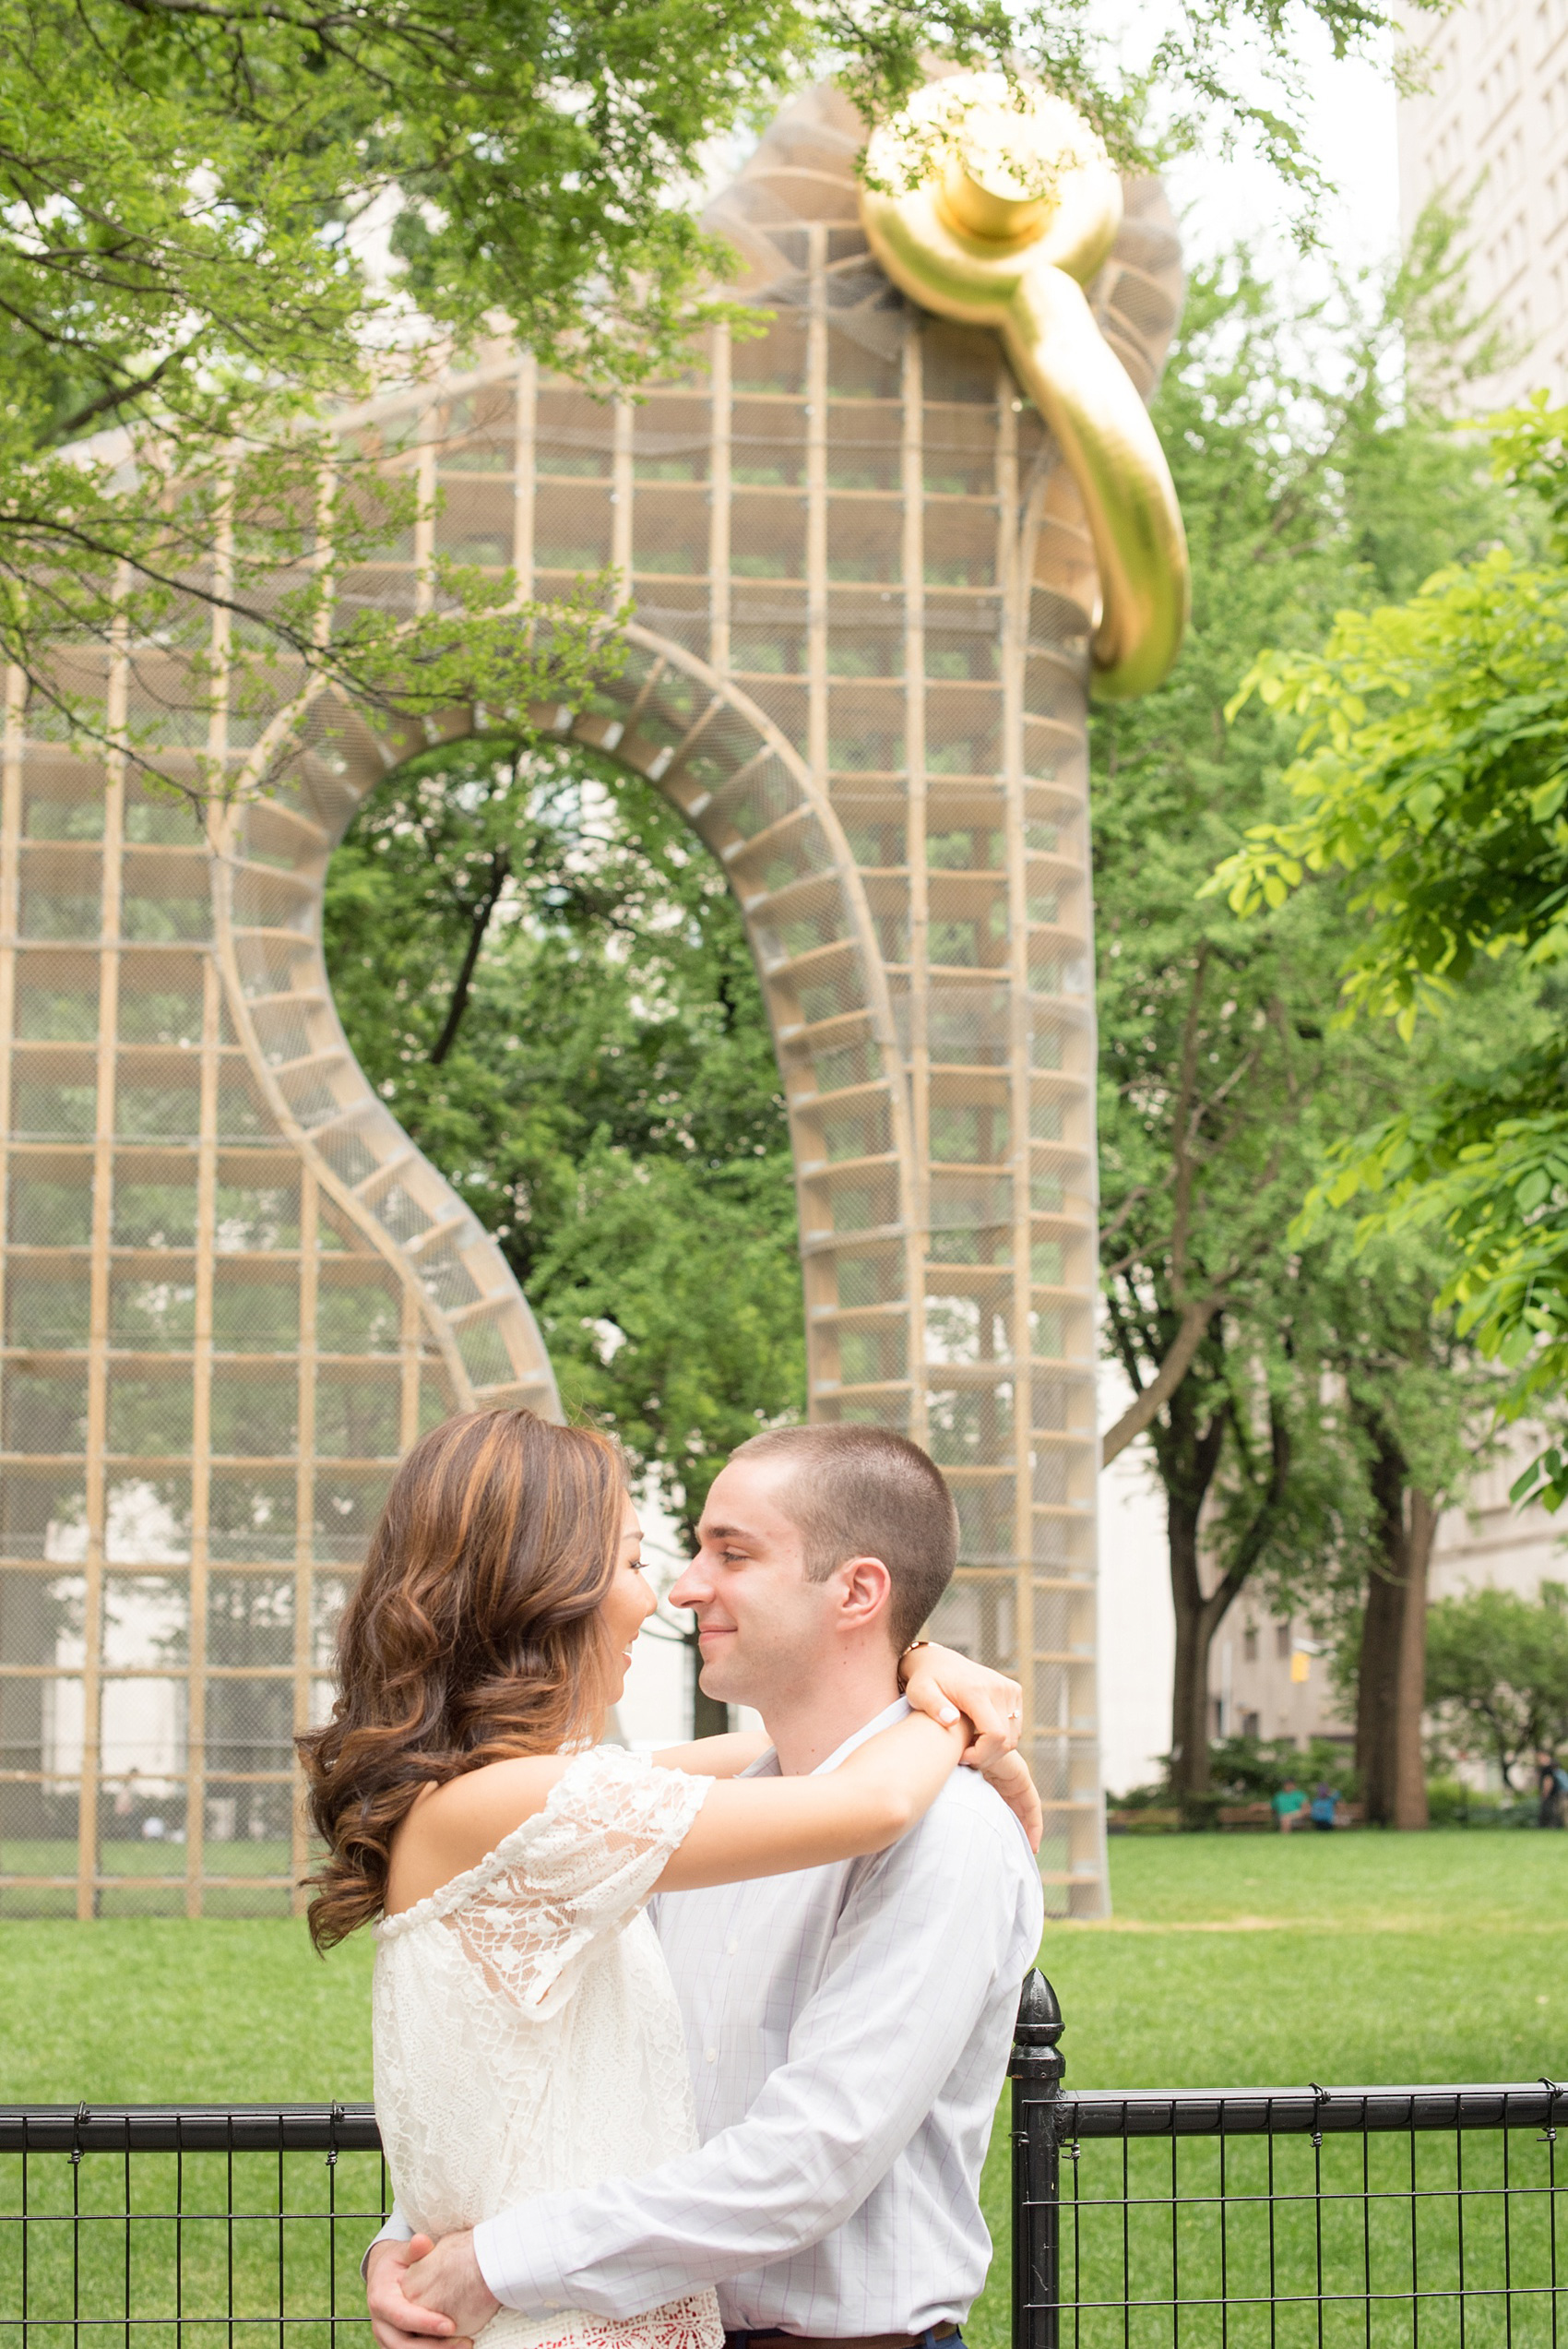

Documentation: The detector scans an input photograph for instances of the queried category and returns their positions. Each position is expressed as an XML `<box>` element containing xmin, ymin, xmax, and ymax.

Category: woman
<box><xmin>301</xmin><ymin>1409</ymin><xmax>1025</xmax><ymax>2349</ymax></box>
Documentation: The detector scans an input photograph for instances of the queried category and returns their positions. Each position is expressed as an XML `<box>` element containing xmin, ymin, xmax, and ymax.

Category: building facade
<box><xmin>1208</xmin><ymin>1428</ymin><xmax>1562</xmax><ymax>1758</ymax></box>
<box><xmin>1399</xmin><ymin>0</ymin><xmax>1568</xmax><ymax>405</ymax></box>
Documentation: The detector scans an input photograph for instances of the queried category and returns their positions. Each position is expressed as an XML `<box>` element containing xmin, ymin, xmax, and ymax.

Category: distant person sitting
<box><xmin>1309</xmin><ymin>1783</ymin><xmax>1338</xmax><ymax>1831</ymax></box>
<box><xmin>1271</xmin><ymin>1780</ymin><xmax>1306</xmax><ymax>1833</ymax></box>
<box><xmin>1538</xmin><ymin>1749</ymin><xmax>1567</xmax><ymax>1830</ymax></box>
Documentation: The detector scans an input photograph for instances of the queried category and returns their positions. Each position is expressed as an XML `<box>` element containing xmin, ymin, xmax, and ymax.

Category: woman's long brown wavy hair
<box><xmin>298</xmin><ymin>1408</ymin><xmax>625</xmax><ymax>1950</ymax></box>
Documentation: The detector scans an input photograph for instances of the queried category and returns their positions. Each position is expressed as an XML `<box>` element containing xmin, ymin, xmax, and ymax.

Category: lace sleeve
<box><xmin>442</xmin><ymin>1745</ymin><xmax>712</xmax><ymax>2020</ymax></box>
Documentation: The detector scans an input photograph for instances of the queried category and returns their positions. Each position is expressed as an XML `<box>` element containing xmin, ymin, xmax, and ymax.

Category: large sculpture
<box><xmin>0</xmin><ymin>78</ymin><xmax>1184</xmax><ymax>1920</ymax></box>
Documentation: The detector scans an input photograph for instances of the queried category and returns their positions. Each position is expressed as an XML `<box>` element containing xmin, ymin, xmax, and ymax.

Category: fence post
<box><xmin>1011</xmin><ymin>1966</ymin><xmax>1065</xmax><ymax>2349</ymax></box>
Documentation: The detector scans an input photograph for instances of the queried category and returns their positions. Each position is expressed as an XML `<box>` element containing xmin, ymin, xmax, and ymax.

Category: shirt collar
<box><xmin>743</xmin><ymin>1694</ymin><xmax>911</xmax><ymax>1779</ymax></box>
<box><xmin>814</xmin><ymin>1696</ymin><xmax>911</xmax><ymax>1774</ymax></box>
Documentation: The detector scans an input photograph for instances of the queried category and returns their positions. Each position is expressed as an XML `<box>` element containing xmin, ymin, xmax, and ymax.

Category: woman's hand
<box><xmin>980</xmin><ymin>1750</ymin><xmax>1043</xmax><ymax>1852</ymax></box>
<box><xmin>900</xmin><ymin>1641</ymin><xmax>1023</xmax><ymax>1768</ymax></box>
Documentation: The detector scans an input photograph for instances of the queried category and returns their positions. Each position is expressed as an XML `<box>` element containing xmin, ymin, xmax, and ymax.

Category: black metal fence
<box><xmin>1011</xmin><ymin>1971</ymin><xmax>1567</xmax><ymax>2349</ymax></box>
<box><xmin>0</xmin><ymin>2108</ymin><xmax>386</xmax><ymax>2348</ymax></box>
<box><xmin>3</xmin><ymin>1975</ymin><xmax>1563</xmax><ymax>2349</ymax></box>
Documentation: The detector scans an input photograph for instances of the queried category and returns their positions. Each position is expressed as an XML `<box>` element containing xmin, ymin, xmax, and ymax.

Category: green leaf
<box><xmin>1514</xmin><ymin>1168</ymin><xmax>1550</xmax><ymax>1214</ymax></box>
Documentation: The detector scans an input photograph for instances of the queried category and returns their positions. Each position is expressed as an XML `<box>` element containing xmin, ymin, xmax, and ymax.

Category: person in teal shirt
<box><xmin>1271</xmin><ymin>1781</ymin><xmax>1306</xmax><ymax>1833</ymax></box>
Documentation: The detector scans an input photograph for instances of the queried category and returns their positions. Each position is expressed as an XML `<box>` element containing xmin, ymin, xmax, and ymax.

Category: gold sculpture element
<box><xmin>861</xmin><ymin>74</ymin><xmax>1189</xmax><ymax>697</ymax></box>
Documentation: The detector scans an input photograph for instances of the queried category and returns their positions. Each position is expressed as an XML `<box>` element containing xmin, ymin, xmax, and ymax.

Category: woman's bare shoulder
<box><xmin>386</xmin><ymin>1755</ymin><xmax>571</xmax><ymax>1914</ymax></box>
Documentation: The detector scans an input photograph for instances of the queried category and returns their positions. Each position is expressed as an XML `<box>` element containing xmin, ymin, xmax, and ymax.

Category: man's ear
<box><xmin>834</xmin><ymin>1554</ymin><xmax>893</xmax><ymax>1633</ymax></box>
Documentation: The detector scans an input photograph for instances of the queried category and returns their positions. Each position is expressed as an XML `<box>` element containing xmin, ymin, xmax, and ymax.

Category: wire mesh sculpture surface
<box><xmin>0</xmin><ymin>79</ymin><xmax>1184</xmax><ymax>1920</ymax></box>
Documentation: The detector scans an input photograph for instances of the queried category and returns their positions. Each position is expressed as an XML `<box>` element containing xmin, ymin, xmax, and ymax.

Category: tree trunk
<box><xmin>1356</xmin><ymin>1437</ymin><xmax>1403</xmax><ymax>1825</ymax></box>
<box><xmin>1169</xmin><ymin>1491</ymin><xmax>1217</xmax><ymax>1795</ymax></box>
<box><xmin>685</xmin><ymin>1627</ymin><xmax>731</xmax><ymax>1738</ymax></box>
<box><xmin>1355</xmin><ymin>1409</ymin><xmax>1433</xmax><ymax>1829</ymax></box>
<box><xmin>430</xmin><ymin>848</ymin><xmax>511</xmax><ymax>1066</ymax></box>
<box><xmin>1165</xmin><ymin>1389</ymin><xmax>1289</xmax><ymax>1801</ymax></box>
<box><xmin>1394</xmin><ymin>1489</ymin><xmax>1434</xmax><ymax>1830</ymax></box>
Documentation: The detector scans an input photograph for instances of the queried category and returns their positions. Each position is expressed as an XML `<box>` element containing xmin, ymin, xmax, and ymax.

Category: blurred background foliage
<box><xmin>323</xmin><ymin>737</ymin><xmax>805</xmax><ymax>1544</ymax></box>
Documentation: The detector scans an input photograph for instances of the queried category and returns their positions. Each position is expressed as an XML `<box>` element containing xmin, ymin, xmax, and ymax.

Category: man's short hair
<box><xmin>731</xmin><ymin>1424</ymin><xmax>958</xmax><ymax>1651</ymax></box>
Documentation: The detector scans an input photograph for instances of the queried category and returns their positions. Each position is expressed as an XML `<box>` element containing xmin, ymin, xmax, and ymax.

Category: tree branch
<box><xmin>1098</xmin><ymin>1181</ymin><xmax>1151</xmax><ymax>1252</ymax></box>
<box><xmin>1101</xmin><ymin>1293</ymin><xmax>1227</xmax><ymax>1466</ymax></box>
<box><xmin>1169</xmin><ymin>944</ymin><xmax>1210</xmax><ymax>1290</ymax></box>
<box><xmin>46</xmin><ymin>351</ymin><xmax>186</xmax><ymax>445</ymax></box>
<box><xmin>1204</xmin><ymin>1392</ymin><xmax>1292</xmax><ymax>1632</ymax></box>
<box><xmin>430</xmin><ymin>847</ymin><xmax>511</xmax><ymax>1065</ymax></box>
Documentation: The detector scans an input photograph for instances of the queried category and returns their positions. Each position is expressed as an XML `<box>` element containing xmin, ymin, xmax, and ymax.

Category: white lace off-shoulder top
<box><xmin>373</xmin><ymin>1743</ymin><xmax>722</xmax><ymax>2349</ymax></box>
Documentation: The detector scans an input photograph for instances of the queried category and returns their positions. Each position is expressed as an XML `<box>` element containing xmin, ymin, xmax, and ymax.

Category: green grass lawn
<box><xmin>966</xmin><ymin>1830</ymin><xmax>1568</xmax><ymax>2349</ymax></box>
<box><xmin>1033</xmin><ymin>1829</ymin><xmax>1567</xmax><ymax>2091</ymax></box>
<box><xmin>2</xmin><ymin>1831</ymin><xmax>1563</xmax><ymax>2349</ymax></box>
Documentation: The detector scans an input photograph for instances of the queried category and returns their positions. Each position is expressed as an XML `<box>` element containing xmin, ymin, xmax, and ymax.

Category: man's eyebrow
<box><xmin>699</xmin><ymin>1520</ymin><xmax>756</xmax><ymax>1543</ymax></box>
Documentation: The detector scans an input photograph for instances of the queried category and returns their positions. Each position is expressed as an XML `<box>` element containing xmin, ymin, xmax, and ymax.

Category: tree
<box><xmin>1313</xmin><ymin>1234</ymin><xmax>1497</xmax><ymax>1826</ymax></box>
<box><xmin>323</xmin><ymin>734</ymin><xmax>806</xmax><ymax>1731</ymax></box>
<box><xmin>1213</xmin><ymin>399</ymin><xmax>1568</xmax><ymax>1509</ymax></box>
<box><xmin>321</xmin><ymin>735</ymin><xmax>804</xmax><ymax>1461</ymax></box>
<box><xmin>5</xmin><ymin>0</ymin><xmax>1434</xmax><ymax>782</ymax></box>
<box><xmin>1425</xmin><ymin>1583</ymin><xmax>1568</xmax><ymax>1787</ymax></box>
<box><xmin>1092</xmin><ymin>231</ymin><xmax>1507</xmax><ymax>1796</ymax></box>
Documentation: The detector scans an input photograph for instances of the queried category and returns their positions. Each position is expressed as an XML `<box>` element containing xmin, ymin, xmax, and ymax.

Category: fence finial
<box><xmin>1014</xmin><ymin>1967</ymin><xmax>1063</xmax><ymax>2051</ymax></box>
<box><xmin>1010</xmin><ymin>1967</ymin><xmax>1064</xmax><ymax>2349</ymax></box>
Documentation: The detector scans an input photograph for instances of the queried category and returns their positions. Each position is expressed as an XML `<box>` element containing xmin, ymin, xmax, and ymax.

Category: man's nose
<box><xmin>669</xmin><ymin>1556</ymin><xmax>712</xmax><ymax>1610</ymax></box>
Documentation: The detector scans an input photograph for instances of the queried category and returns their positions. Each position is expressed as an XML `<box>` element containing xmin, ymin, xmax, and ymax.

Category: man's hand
<box><xmin>980</xmin><ymin>1750</ymin><xmax>1043</xmax><ymax>1852</ymax></box>
<box><xmin>367</xmin><ymin>2238</ymin><xmax>461</xmax><ymax>2349</ymax></box>
<box><xmin>900</xmin><ymin>1642</ymin><xmax>1023</xmax><ymax>1770</ymax></box>
<box><xmin>402</xmin><ymin>2230</ymin><xmax>501</xmax><ymax>2344</ymax></box>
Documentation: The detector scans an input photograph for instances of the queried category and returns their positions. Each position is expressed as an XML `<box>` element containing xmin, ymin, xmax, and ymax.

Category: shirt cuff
<box><xmin>473</xmin><ymin>2210</ymin><xmax>564</xmax><ymax>2318</ymax></box>
<box><xmin>361</xmin><ymin>2207</ymin><xmax>414</xmax><ymax>2281</ymax></box>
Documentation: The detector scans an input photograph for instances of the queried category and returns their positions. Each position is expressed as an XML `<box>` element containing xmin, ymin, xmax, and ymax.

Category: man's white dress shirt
<box><xmin>379</xmin><ymin>1700</ymin><xmax>1044</xmax><ymax>2338</ymax></box>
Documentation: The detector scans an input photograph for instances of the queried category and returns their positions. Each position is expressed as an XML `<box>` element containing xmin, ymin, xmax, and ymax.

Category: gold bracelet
<box><xmin>897</xmin><ymin>1639</ymin><xmax>930</xmax><ymax>1689</ymax></box>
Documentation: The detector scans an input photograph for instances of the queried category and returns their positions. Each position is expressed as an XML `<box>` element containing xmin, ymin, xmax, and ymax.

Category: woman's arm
<box><xmin>653</xmin><ymin>1710</ymin><xmax>966</xmax><ymax>1894</ymax></box>
<box><xmin>900</xmin><ymin>1643</ymin><xmax>1022</xmax><ymax>1767</ymax></box>
<box><xmin>388</xmin><ymin>1707</ymin><xmax>968</xmax><ymax>1914</ymax></box>
<box><xmin>652</xmin><ymin>1731</ymin><xmax>770</xmax><ymax>1778</ymax></box>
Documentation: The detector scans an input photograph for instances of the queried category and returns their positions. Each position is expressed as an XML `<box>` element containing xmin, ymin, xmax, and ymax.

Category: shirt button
<box><xmin>705</xmin><ymin>2047</ymin><xmax>718</xmax><ymax>2063</ymax></box>
<box><xmin>725</xmin><ymin>1938</ymin><xmax>739</xmax><ymax>1956</ymax></box>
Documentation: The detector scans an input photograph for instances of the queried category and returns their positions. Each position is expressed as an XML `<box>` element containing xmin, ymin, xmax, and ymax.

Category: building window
<box><xmin>1546</xmin><ymin>62</ymin><xmax>1568</xmax><ymax>138</ymax></box>
<box><xmin>1243</xmin><ymin>1624</ymin><xmax>1259</xmax><ymax>1663</ymax></box>
<box><xmin>1486</xmin><ymin>211</ymin><xmax>1529</xmax><ymax>295</ymax></box>
<box><xmin>1549</xmin><ymin>166</ymin><xmax>1568</xmax><ymax>233</ymax></box>
<box><xmin>1491</xmin><ymin>125</ymin><xmax>1526</xmax><ymax>190</ymax></box>
<box><xmin>1276</xmin><ymin>1621</ymin><xmax>1292</xmax><ymax>1660</ymax></box>
<box><xmin>1243</xmin><ymin>1711</ymin><xmax>1261</xmax><ymax>1739</ymax></box>
<box><xmin>1479</xmin><ymin>41</ymin><xmax>1522</xmax><ymax>125</ymax></box>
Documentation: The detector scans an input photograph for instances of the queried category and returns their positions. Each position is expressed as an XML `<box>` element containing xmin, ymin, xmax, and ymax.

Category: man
<box><xmin>366</xmin><ymin>1423</ymin><xmax>1045</xmax><ymax>2349</ymax></box>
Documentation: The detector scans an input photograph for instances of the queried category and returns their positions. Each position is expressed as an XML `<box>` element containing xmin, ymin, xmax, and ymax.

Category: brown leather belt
<box><xmin>724</xmin><ymin>2327</ymin><xmax>959</xmax><ymax>2349</ymax></box>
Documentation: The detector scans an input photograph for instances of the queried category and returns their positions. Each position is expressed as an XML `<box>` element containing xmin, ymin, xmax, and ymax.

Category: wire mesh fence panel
<box><xmin>1056</xmin><ymin>2121</ymin><xmax>1564</xmax><ymax>2349</ymax></box>
<box><xmin>6</xmin><ymin>2057</ymin><xmax>1562</xmax><ymax>2349</ymax></box>
<box><xmin>0</xmin><ymin>2117</ymin><xmax>386</xmax><ymax>2349</ymax></box>
<box><xmin>1010</xmin><ymin>1975</ymin><xmax>1568</xmax><ymax>2349</ymax></box>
